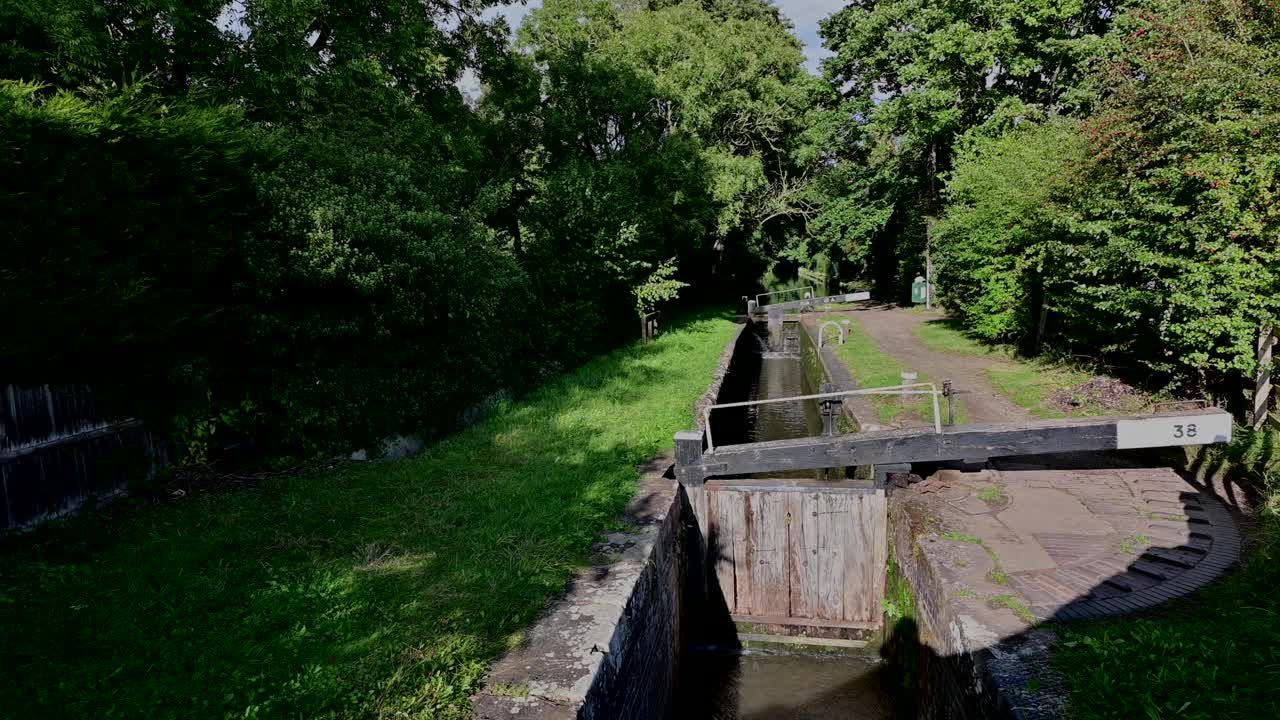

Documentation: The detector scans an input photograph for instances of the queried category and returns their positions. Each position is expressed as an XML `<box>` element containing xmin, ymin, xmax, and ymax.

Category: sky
<box><xmin>485</xmin><ymin>0</ymin><xmax>846</xmax><ymax>74</ymax></box>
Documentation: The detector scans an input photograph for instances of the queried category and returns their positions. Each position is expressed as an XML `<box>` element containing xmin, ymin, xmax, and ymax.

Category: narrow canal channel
<box><xmin>670</xmin><ymin>321</ymin><xmax>891</xmax><ymax>719</ymax></box>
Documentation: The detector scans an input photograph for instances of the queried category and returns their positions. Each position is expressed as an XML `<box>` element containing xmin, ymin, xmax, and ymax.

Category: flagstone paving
<box><xmin>901</xmin><ymin>464</ymin><xmax>1239</xmax><ymax>624</ymax></box>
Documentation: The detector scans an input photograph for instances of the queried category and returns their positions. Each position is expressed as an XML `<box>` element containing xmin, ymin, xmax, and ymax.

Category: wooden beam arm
<box><xmin>697</xmin><ymin>409</ymin><xmax>1232</xmax><ymax>479</ymax></box>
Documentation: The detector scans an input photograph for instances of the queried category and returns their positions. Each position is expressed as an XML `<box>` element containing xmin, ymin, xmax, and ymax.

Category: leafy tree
<box><xmin>935</xmin><ymin>0</ymin><xmax>1280</xmax><ymax>395</ymax></box>
<box><xmin>0</xmin><ymin>1</ymin><xmax>232</xmax><ymax>93</ymax></box>
<box><xmin>242</xmin><ymin>109</ymin><xmax>535</xmax><ymax>453</ymax></box>
<box><xmin>1069</xmin><ymin>0</ymin><xmax>1280</xmax><ymax>388</ymax></box>
<box><xmin>815</xmin><ymin>0</ymin><xmax>1122</xmax><ymax>299</ymax></box>
<box><xmin>514</xmin><ymin>0</ymin><xmax>714</xmax><ymax>356</ymax></box>
<box><xmin>632</xmin><ymin>255</ymin><xmax>689</xmax><ymax>322</ymax></box>
<box><xmin>511</xmin><ymin>0</ymin><xmax>821</xmax><ymax>307</ymax></box>
<box><xmin>934</xmin><ymin>119</ymin><xmax>1088</xmax><ymax>342</ymax></box>
<box><xmin>225</xmin><ymin>0</ymin><xmax>503</xmax><ymax>120</ymax></box>
<box><xmin>609</xmin><ymin>2</ymin><xmax>823</xmax><ymax>273</ymax></box>
<box><xmin>645</xmin><ymin>0</ymin><xmax>791</xmax><ymax>28</ymax></box>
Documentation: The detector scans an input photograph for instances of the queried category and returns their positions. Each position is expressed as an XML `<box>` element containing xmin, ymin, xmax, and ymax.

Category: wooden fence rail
<box><xmin>1</xmin><ymin>384</ymin><xmax>164</xmax><ymax>530</ymax></box>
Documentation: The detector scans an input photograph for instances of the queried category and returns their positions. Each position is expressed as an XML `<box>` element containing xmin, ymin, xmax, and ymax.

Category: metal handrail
<box><xmin>818</xmin><ymin>320</ymin><xmax>848</xmax><ymax>348</ymax></box>
<box><xmin>702</xmin><ymin>383</ymin><xmax>943</xmax><ymax>452</ymax></box>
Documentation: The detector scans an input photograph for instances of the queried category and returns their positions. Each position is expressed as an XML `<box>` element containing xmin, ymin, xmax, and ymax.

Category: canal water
<box><xmin>672</xmin><ymin>650</ymin><xmax>888</xmax><ymax>719</ymax></box>
<box><xmin>670</xmin><ymin>320</ymin><xmax>890</xmax><ymax>719</ymax></box>
<box><xmin>712</xmin><ymin>324</ymin><xmax>822</xmax><ymax>479</ymax></box>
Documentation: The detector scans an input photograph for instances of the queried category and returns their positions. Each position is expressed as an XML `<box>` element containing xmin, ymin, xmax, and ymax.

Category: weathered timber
<box><xmin>710</xmin><ymin>489</ymin><xmax>739</xmax><ymax>611</ymax></box>
<box><xmin>674</xmin><ymin>429</ymin><xmax>710</xmax><ymax>551</ymax></box>
<box><xmin>707</xmin><ymin>477</ymin><xmax>880</xmax><ymax>492</ymax></box>
<box><xmin>2</xmin><ymin>384</ymin><xmax>167</xmax><ymax>530</ymax></box>
<box><xmin>694</xmin><ymin>408</ymin><xmax>1231</xmax><ymax>479</ymax></box>
<box><xmin>1255</xmin><ymin>324</ymin><xmax>1274</xmax><ymax>430</ymax></box>
<box><xmin>873</xmin><ymin>462</ymin><xmax>911</xmax><ymax>487</ymax></box>
<box><xmin>730</xmin><ymin>614</ymin><xmax>879</xmax><ymax>630</ymax></box>
<box><xmin>673</xmin><ymin>430</ymin><xmax>705</xmax><ymax>487</ymax></box>
<box><xmin>750</xmin><ymin>491</ymin><xmax>789</xmax><ymax>617</ymax></box>
<box><xmin>737</xmin><ymin>633</ymin><xmax>869</xmax><ymax>649</ymax></box>
<box><xmin>786</xmin><ymin>492</ymin><xmax>817</xmax><ymax>618</ymax></box>
<box><xmin>707</xmin><ymin>485</ymin><xmax>887</xmax><ymax>627</ymax></box>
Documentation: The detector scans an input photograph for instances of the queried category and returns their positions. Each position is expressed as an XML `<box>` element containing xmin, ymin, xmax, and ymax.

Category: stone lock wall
<box><xmin>471</xmin><ymin>479</ymin><xmax>699</xmax><ymax>720</ymax></box>
<box><xmin>578</xmin><ymin>487</ymin><xmax>693</xmax><ymax>719</ymax></box>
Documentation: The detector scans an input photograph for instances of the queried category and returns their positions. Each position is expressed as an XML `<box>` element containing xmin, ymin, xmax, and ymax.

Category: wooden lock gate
<box><xmin>675</xmin><ymin>405</ymin><xmax>1233</xmax><ymax>633</ymax></box>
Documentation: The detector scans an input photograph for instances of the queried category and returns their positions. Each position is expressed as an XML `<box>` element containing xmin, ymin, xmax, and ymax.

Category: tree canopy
<box><xmin>1</xmin><ymin>0</ymin><xmax>1275</xmax><ymax>457</ymax></box>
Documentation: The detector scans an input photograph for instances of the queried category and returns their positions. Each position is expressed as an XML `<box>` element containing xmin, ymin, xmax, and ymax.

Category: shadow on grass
<box><xmin>1185</xmin><ymin>425</ymin><xmax>1280</xmax><ymax>513</ymax></box>
<box><xmin>0</xmin><ymin>307</ymin><xmax>741</xmax><ymax>719</ymax></box>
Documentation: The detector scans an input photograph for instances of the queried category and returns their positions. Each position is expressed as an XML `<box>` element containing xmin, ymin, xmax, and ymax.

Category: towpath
<box><xmin>829</xmin><ymin>304</ymin><xmax>1032</xmax><ymax>425</ymax></box>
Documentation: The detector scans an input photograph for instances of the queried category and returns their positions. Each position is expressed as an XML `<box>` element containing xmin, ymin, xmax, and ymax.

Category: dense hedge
<box><xmin>0</xmin><ymin>82</ymin><xmax>258</xmax><ymax>419</ymax></box>
<box><xmin>240</xmin><ymin>116</ymin><xmax>538</xmax><ymax>455</ymax></box>
<box><xmin>0</xmin><ymin>83</ymin><xmax>538</xmax><ymax>457</ymax></box>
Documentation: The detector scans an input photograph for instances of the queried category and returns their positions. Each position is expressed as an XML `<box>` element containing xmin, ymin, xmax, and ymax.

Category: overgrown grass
<box><xmin>882</xmin><ymin>543</ymin><xmax>917</xmax><ymax>624</ymax></box>
<box><xmin>828</xmin><ymin>314</ymin><xmax>958</xmax><ymax>427</ymax></box>
<box><xmin>1118</xmin><ymin>533</ymin><xmax>1151</xmax><ymax>555</ymax></box>
<box><xmin>915</xmin><ymin>318</ymin><xmax>1150</xmax><ymax>419</ymax></box>
<box><xmin>984</xmin><ymin>363</ymin><xmax>1095</xmax><ymax>419</ymax></box>
<box><xmin>0</xmin><ymin>311</ymin><xmax>739</xmax><ymax>719</ymax></box>
<box><xmin>1055</xmin><ymin>429</ymin><xmax>1280</xmax><ymax>720</ymax></box>
<box><xmin>977</xmin><ymin>485</ymin><xmax>1007</xmax><ymax>505</ymax></box>
<box><xmin>942</xmin><ymin>530</ymin><xmax>982</xmax><ymax>544</ymax></box>
<box><xmin>989</xmin><ymin>594</ymin><xmax>1036</xmax><ymax>623</ymax></box>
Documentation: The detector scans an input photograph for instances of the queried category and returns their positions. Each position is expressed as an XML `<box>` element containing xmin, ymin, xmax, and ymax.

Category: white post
<box><xmin>1254</xmin><ymin>324</ymin><xmax>1274</xmax><ymax>431</ymax></box>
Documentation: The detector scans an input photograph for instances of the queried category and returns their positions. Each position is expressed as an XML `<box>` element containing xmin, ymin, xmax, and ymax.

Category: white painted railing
<box><xmin>702</xmin><ymin>383</ymin><xmax>943</xmax><ymax>452</ymax></box>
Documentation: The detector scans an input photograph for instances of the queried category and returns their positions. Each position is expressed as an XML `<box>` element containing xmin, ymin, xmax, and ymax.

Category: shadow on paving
<box><xmin>0</xmin><ymin>310</ymin><xmax>738</xmax><ymax>719</ymax></box>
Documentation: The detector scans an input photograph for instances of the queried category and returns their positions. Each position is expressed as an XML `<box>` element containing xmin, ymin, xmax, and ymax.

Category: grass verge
<box><xmin>913</xmin><ymin>317</ymin><xmax>1004</xmax><ymax>357</ymax></box>
<box><xmin>914</xmin><ymin>318</ymin><xmax>1148</xmax><ymax>419</ymax></box>
<box><xmin>0</xmin><ymin>310</ymin><xmax>739</xmax><ymax>720</ymax></box>
<box><xmin>1054</xmin><ymin>428</ymin><xmax>1280</xmax><ymax>720</ymax></box>
<box><xmin>985</xmin><ymin>363</ymin><xmax>1093</xmax><ymax>419</ymax></box>
<box><xmin>828</xmin><ymin>314</ymin><xmax>963</xmax><ymax>427</ymax></box>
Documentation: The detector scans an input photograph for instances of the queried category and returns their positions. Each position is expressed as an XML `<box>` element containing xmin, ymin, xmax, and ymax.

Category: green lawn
<box><xmin>827</xmin><ymin>314</ymin><xmax>955</xmax><ymax>427</ymax></box>
<box><xmin>914</xmin><ymin>318</ymin><xmax>1147</xmax><ymax>419</ymax></box>
<box><xmin>913</xmin><ymin>317</ymin><xmax>1004</xmax><ymax>357</ymax></box>
<box><xmin>0</xmin><ymin>311</ymin><xmax>738</xmax><ymax>720</ymax></box>
<box><xmin>985</xmin><ymin>363</ymin><xmax>1094</xmax><ymax>419</ymax></box>
<box><xmin>1055</xmin><ymin>518</ymin><xmax>1279</xmax><ymax>719</ymax></box>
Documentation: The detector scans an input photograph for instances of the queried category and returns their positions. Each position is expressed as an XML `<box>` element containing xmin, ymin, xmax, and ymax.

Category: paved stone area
<box><xmin>903</xmin><ymin>465</ymin><xmax>1239</xmax><ymax>624</ymax></box>
<box><xmin>890</xmin><ymin>464</ymin><xmax>1241</xmax><ymax>719</ymax></box>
